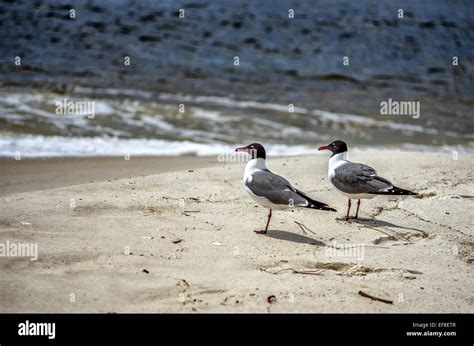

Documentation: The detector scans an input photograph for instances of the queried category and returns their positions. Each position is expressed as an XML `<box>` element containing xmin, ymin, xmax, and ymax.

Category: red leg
<box><xmin>345</xmin><ymin>199</ymin><xmax>351</xmax><ymax>221</ymax></box>
<box><xmin>355</xmin><ymin>199</ymin><xmax>361</xmax><ymax>219</ymax></box>
<box><xmin>255</xmin><ymin>209</ymin><xmax>272</xmax><ymax>234</ymax></box>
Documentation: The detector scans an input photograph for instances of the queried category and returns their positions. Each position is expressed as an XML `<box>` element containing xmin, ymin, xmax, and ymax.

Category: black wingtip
<box><xmin>323</xmin><ymin>205</ymin><xmax>337</xmax><ymax>212</ymax></box>
<box><xmin>391</xmin><ymin>187</ymin><xmax>418</xmax><ymax>195</ymax></box>
<box><xmin>372</xmin><ymin>187</ymin><xmax>418</xmax><ymax>196</ymax></box>
<box><xmin>294</xmin><ymin>189</ymin><xmax>336</xmax><ymax>212</ymax></box>
<box><xmin>309</xmin><ymin>203</ymin><xmax>337</xmax><ymax>212</ymax></box>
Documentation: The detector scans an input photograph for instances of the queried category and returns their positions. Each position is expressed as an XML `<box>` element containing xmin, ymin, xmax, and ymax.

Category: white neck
<box><xmin>243</xmin><ymin>158</ymin><xmax>267</xmax><ymax>181</ymax></box>
<box><xmin>328</xmin><ymin>151</ymin><xmax>348</xmax><ymax>173</ymax></box>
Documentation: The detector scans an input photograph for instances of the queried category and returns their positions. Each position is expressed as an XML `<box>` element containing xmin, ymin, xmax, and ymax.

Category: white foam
<box><xmin>73</xmin><ymin>86</ymin><xmax>153</xmax><ymax>99</ymax></box>
<box><xmin>0</xmin><ymin>135</ymin><xmax>222</xmax><ymax>157</ymax></box>
<box><xmin>0</xmin><ymin>134</ymin><xmax>322</xmax><ymax>158</ymax></box>
<box><xmin>1</xmin><ymin>134</ymin><xmax>472</xmax><ymax>159</ymax></box>
<box><xmin>67</xmin><ymin>87</ymin><xmax>474</xmax><ymax>139</ymax></box>
<box><xmin>157</xmin><ymin>93</ymin><xmax>309</xmax><ymax>114</ymax></box>
<box><xmin>191</xmin><ymin>108</ymin><xmax>241</xmax><ymax>122</ymax></box>
<box><xmin>0</xmin><ymin>135</ymin><xmax>330</xmax><ymax>158</ymax></box>
<box><xmin>140</xmin><ymin>116</ymin><xmax>176</xmax><ymax>132</ymax></box>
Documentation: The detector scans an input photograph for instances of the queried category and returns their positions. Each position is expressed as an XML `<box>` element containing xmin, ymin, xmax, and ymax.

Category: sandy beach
<box><xmin>0</xmin><ymin>151</ymin><xmax>472</xmax><ymax>313</ymax></box>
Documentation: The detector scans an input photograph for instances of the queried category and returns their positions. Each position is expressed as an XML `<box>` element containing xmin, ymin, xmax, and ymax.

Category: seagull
<box><xmin>318</xmin><ymin>140</ymin><xmax>417</xmax><ymax>221</ymax></box>
<box><xmin>235</xmin><ymin>143</ymin><xmax>336</xmax><ymax>234</ymax></box>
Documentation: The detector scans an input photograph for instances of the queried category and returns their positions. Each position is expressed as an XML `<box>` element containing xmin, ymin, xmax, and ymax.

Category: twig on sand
<box><xmin>294</xmin><ymin>221</ymin><xmax>318</xmax><ymax>236</ymax></box>
<box><xmin>358</xmin><ymin>290</ymin><xmax>393</xmax><ymax>305</ymax></box>
<box><xmin>260</xmin><ymin>267</ymin><xmax>324</xmax><ymax>276</ymax></box>
<box><xmin>182</xmin><ymin>210</ymin><xmax>200</xmax><ymax>216</ymax></box>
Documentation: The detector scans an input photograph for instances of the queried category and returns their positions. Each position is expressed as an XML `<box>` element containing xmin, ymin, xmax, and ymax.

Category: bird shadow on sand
<box><xmin>348</xmin><ymin>217</ymin><xmax>428</xmax><ymax>236</ymax></box>
<box><xmin>264</xmin><ymin>230</ymin><xmax>327</xmax><ymax>247</ymax></box>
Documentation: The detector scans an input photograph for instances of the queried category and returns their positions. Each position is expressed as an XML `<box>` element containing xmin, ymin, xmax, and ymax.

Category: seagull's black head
<box><xmin>318</xmin><ymin>140</ymin><xmax>348</xmax><ymax>156</ymax></box>
<box><xmin>235</xmin><ymin>143</ymin><xmax>266</xmax><ymax>159</ymax></box>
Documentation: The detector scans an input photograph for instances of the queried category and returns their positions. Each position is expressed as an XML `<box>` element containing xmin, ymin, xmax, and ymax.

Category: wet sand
<box><xmin>0</xmin><ymin>156</ymin><xmax>216</xmax><ymax>195</ymax></box>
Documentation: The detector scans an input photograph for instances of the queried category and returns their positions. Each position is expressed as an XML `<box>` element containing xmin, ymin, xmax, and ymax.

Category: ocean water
<box><xmin>0</xmin><ymin>0</ymin><xmax>473</xmax><ymax>157</ymax></box>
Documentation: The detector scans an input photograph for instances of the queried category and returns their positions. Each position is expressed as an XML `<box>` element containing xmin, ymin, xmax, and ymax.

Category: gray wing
<box><xmin>332</xmin><ymin>162</ymin><xmax>393</xmax><ymax>194</ymax></box>
<box><xmin>245</xmin><ymin>170</ymin><xmax>309</xmax><ymax>206</ymax></box>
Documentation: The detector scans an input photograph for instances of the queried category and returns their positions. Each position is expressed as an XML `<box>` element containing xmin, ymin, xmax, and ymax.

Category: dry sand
<box><xmin>0</xmin><ymin>152</ymin><xmax>472</xmax><ymax>312</ymax></box>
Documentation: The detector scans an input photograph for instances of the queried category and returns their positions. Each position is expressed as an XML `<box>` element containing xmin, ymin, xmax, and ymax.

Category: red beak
<box><xmin>235</xmin><ymin>147</ymin><xmax>247</xmax><ymax>152</ymax></box>
<box><xmin>318</xmin><ymin>145</ymin><xmax>329</xmax><ymax>151</ymax></box>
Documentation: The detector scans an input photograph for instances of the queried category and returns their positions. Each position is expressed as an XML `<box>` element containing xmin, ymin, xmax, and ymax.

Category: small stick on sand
<box><xmin>291</xmin><ymin>269</ymin><xmax>325</xmax><ymax>275</ymax></box>
<box><xmin>294</xmin><ymin>221</ymin><xmax>317</xmax><ymax>236</ymax></box>
<box><xmin>358</xmin><ymin>290</ymin><xmax>393</xmax><ymax>304</ymax></box>
<box><xmin>260</xmin><ymin>268</ymin><xmax>324</xmax><ymax>276</ymax></box>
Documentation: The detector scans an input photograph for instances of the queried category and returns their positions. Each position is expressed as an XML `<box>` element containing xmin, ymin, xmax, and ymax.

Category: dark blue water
<box><xmin>0</xmin><ymin>0</ymin><xmax>473</xmax><ymax>156</ymax></box>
